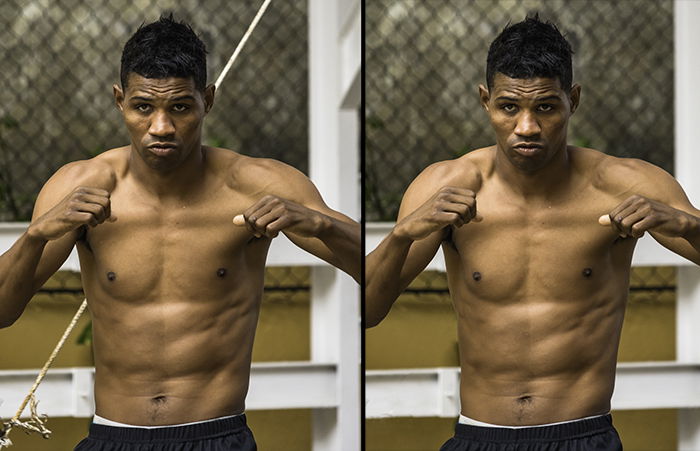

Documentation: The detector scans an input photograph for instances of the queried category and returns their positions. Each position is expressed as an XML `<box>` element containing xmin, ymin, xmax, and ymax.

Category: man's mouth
<box><xmin>512</xmin><ymin>143</ymin><xmax>544</xmax><ymax>156</ymax></box>
<box><xmin>147</xmin><ymin>143</ymin><xmax>177</xmax><ymax>156</ymax></box>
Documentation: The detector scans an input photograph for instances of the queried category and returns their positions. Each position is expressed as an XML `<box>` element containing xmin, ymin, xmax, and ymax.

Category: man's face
<box><xmin>114</xmin><ymin>73</ymin><xmax>214</xmax><ymax>171</ymax></box>
<box><xmin>479</xmin><ymin>73</ymin><xmax>580</xmax><ymax>173</ymax></box>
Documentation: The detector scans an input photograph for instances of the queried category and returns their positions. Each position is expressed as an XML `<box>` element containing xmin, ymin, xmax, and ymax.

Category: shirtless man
<box><xmin>0</xmin><ymin>16</ymin><xmax>359</xmax><ymax>451</ymax></box>
<box><xmin>366</xmin><ymin>15</ymin><xmax>700</xmax><ymax>451</ymax></box>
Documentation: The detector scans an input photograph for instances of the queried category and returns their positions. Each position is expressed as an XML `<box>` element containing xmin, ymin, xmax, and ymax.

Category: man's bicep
<box><xmin>392</xmin><ymin>176</ymin><xmax>446</xmax><ymax>288</ymax></box>
<box><xmin>644</xmin><ymin>167</ymin><xmax>700</xmax><ymax>264</ymax></box>
<box><xmin>633</xmin><ymin>160</ymin><xmax>700</xmax><ymax>215</ymax></box>
<box><xmin>28</xmin><ymin>174</ymin><xmax>79</xmax><ymax>291</ymax></box>
<box><xmin>280</xmin><ymin>170</ymin><xmax>359</xmax><ymax>267</ymax></box>
<box><xmin>396</xmin><ymin>231</ymin><xmax>444</xmax><ymax>289</ymax></box>
<box><xmin>31</xmin><ymin>232</ymin><xmax>79</xmax><ymax>290</ymax></box>
<box><xmin>287</xmin><ymin>173</ymin><xmax>355</xmax><ymax>222</ymax></box>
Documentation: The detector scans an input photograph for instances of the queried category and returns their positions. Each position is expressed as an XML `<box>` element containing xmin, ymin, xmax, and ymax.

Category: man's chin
<box><xmin>137</xmin><ymin>151</ymin><xmax>183</xmax><ymax>172</ymax></box>
<box><xmin>508</xmin><ymin>154</ymin><xmax>550</xmax><ymax>173</ymax></box>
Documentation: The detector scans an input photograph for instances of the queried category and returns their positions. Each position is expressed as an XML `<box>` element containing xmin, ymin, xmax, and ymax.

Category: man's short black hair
<box><xmin>486</xmin><ymin>14</ymin><xmax>574</xmax><ymax>91</ymax></box>
<box><xmin>120</xmin><ymin>14</ymin><xmax>208</xmax><ymax>91</ymax></box>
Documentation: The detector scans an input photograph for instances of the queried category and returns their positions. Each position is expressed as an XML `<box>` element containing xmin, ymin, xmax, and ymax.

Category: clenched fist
<box><xmin>599</xmin><ymin>195</ymin><xmax>698</xmax><ymax>239</ymax></box>
<box><xmin>394</xmin><ymin>186</ymin><xmax>482</xmax><ymax>241</ymax></box>
<box><xmin>28</xmin><ymin>187</ymin><xmax>116</xmax><ymax>241</ymax></box>
<box><xmin>233</xmin><ymin>195</ymin><xmax>328</xmax><ymax>239</ymax></box>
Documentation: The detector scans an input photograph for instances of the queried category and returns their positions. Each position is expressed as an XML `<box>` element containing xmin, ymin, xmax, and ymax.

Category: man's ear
<box><xmin>478</xmin><ymin>84</ymin><xmax>490</xmax><ymax>112</ymax></box>
<box><xmin>569</xmin><ymin>83</ymin><xmax>581</xmax><ymax>114</ymax></box>
<box><xmin>203</xmin><ymin>84</ymin><xmax>215</xmax><ymax>114</ymax></box>
<box><xmin>113</xmin><ymin>84</ymin><xmax>125</xmax><ymax>112</ymax></box>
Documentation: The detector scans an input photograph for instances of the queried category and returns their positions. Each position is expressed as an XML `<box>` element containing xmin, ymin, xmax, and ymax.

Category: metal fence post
<box><xmin>308</xmin><ymin>0</ymin><xmax>361</xmax><ymax>449</ymax></box>
<box><xmin>675</xmin><ymin>0</ymin><xmax>700</xmax><ymax>448</ymax></box>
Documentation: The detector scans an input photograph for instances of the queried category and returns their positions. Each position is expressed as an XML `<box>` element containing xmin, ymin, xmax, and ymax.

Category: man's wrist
<box><xmin>313</xmin><ymin>213</ymin><xmax>333</xmax><ymax>237</ymax></box>
<box><xmin>25</xmin><ymin>224</ymin><xmax>48</xmax><ymax>245</ymax></box>
<box><xmin>682</xmin><ymin>213</ymin><xmax>700</xmax><ymax>240</ymax></box>
<box><xmin>390</xmin><ymin>223</ymin><xmax>416</xmax><ymax>245</ymax></box>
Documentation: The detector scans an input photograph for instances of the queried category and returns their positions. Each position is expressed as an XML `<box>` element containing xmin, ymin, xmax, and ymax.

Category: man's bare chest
<box><xmin>446</xmin><ymin>186</ymin><xmax>635</xmax><ymax>301</ymax></box>
<box><xmin>76</xmin><ymin>186</ymin><xmax>264</xmax><ymax>301</ymax></box>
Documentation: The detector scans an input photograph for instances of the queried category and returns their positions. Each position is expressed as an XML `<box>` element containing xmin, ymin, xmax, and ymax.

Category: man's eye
<box><xmin>501</xmin><ymin>104</ymin><xmax>516</xmax><ymax>112</ymax></box>
<box><xmin>172</xmin><ymin>104</ymin><xmax>189</xmax><ymax>112</ymax></box>
<box><xmin>538</xmin><ymin>104</ymin><xmax>553</xmax><ymax>112</ymax></box>
<box><xmin>136</xmin><ymin>104</ymin><xmax>151</xmax><ymax>113</ymax></box>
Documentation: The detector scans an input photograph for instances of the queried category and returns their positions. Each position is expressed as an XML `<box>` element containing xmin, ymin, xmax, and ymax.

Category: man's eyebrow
<box><xmin>128</xmin><ymin>95</ymin><xmax>195</xmax><ymax>102</ymax></box>
<box><xmin>534</xmin><ymin>95</ymin><xmax>562</xmax><ymax>102</ymax></box>
<box><xmin>495</xmin><ymin>95</ymin><xmax>562</xmax><ymax>102</ymax></box>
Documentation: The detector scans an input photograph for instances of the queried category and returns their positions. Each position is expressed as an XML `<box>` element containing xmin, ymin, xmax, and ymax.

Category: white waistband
<box><xmin>458</xmin><ymin>413</ymin><xmax>608</xmax><ymax>429</ymax></box>
<box><xmin>93</xmin><ymin>413</ymin><xmax>243</xmax><ymax>429</ymax></box>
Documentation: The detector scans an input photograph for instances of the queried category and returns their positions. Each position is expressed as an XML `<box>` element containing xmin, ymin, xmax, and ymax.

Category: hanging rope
<box><xmin>1</xmin><ymin>299</ymin><xmax>88</xmax><ymax>448</ymax></box>
<box><xmin>0</xmin><ymin>2</ymin><xmax>272</xmax><ymax>448</ymax></box>
<box><xmin>214</xmin><ymin>0</ymin><xmax>272</xmax><ymax>90</ymax></box>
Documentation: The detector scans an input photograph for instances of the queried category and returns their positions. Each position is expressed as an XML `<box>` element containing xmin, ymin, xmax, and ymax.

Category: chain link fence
<box><xmin>0</xmin><ymin>0</ymin><xmax>308</xmax><ymax>221</ymax></box>
<box><xmin>368</xmin><ymin>0</ymin><xmax>678</xmax><ymax>366</ymax></box>
<box><xmin>366</xmin><ymin>0</ymin><xmax>674</xmax><ymax>221</ymax></box>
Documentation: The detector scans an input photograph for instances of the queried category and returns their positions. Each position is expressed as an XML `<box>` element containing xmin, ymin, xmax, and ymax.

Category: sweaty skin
<box><xmin>0</xmin><ymin>75</ymin><xmax>360</xmax><ymax>426</ymax></box>
<box><xmin>366</xmin><ymin>74</ymin><xmax>700</xmax><ymax>425</ymax></box>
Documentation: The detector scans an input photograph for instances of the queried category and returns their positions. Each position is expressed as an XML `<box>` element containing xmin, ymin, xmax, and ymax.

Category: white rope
<box><xmin>214</xmin><ymin>0</ymin><xmax>272</xmax><ymax>90</ymax></box>
<box><xmin>1</xmin><ymin>299</ymin><xmax>88</xmax><ymax>448</ymax></box>
<box><xmin>0</xmin><ymin>3</ymin><xmax>273</xmax><ymax>448</ymax></box>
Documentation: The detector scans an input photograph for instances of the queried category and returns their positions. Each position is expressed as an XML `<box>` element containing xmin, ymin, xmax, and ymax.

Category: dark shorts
<box><xmin>440</xmin><ymin>414</ymin><xmax>622</xmax><ymax>451</ymax></box>
<box><xmin>74</xmin><ymin>414</ymin><xmax>256</xmax><ymax>451</ymax></box>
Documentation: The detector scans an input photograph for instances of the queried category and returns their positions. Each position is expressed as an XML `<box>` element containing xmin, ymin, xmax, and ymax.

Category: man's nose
<box><xmin>514</xmin><ymin>110</ymin><xmax>541</xmax><ymax>137</ymax></box>
<box><xmin>149</xmin><ymin>111</ymin><xmax>175</xmax><ymax>137</ymax></box>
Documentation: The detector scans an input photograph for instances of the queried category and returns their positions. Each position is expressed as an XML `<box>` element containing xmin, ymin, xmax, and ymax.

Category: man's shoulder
<box><xmin>213</xmin><ymin>147</ymin><xmax>309</xmax><ymax>193</ymax></box>
<box><xmin>574</xmin><ymin>147</ymin><xmax>673</xmax><ymax>195</ymax></box>
<box><xmin>47</xmin><ymin>147</ymin><xmax>127</xmax><ymax>192</ymax></box>
<box><xmin>413</xmin><ymin>147</ymin><xmax>492</xmax><ymax>192</ymax></box>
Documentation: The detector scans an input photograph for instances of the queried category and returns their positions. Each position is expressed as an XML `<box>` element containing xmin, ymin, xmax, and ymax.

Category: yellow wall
<box><xmin>0</xmin><ymin>269</ymin><xmax>312</xmax><ymax>450</ymax></box>
<box><xmin>366</xmin><ymin>268</ymin><xmax>677</xmax><ymax>451</ymax></box>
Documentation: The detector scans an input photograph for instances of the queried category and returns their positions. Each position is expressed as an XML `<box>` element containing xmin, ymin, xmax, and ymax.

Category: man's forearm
<box><xmin>681</xmin><ymin>213</ymin><xmax>700</xmax><ymax>264</ymax></box>
<box><xmin>316</xmin><ymin>216</ymin><xmax>361</xmax><ymax>283</ymax></box>
<box><xmin>0</xmin><ymin>229</ymin><xmax>48</xmax><ymax>327</ymax></box>
<box><xmin>365</xmin><ymin>231</ymin><xmax>414</xmax><ymax>328</ymax></box>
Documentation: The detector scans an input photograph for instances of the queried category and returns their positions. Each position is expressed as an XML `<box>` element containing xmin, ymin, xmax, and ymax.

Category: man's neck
<box><xmin>494</xmin><ymin>145</ymin><xmax>573</xmax><ymax>201</ymax></box>
<box><xmin>129</xmin><ymin>145</ymin><xmax>207</xmax><ymax>200</ymax></box>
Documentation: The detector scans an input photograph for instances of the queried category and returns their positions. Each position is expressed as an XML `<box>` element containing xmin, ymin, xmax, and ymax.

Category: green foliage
<box><xmin>573</xmin><ymin>137</ymin><xmax>593</xmax><ymax>148</ymax></box>
<box><xmin>206</xmin><ymin>137</ymin><xmax>227</xmax><ymax>148</ymax></box>
<box><xmin>76</xmin><ymin>321</ymin><xmax>92</xmax><ymax>346</ymax></box>
<box><xmin>85</xmin><ymin>146</ymin><xmax>104</xmax><ymax>158</ymax></box>
<box><xmin>366</xmin><ymin>114</ymin><xmax>385</xmax><ymax>130</ymax></box>
<box><xmin>1</xmin><ymin>115</ymin><xmax>18</xmax><ymax>129</ymax></box>
<box><xmin>454</xmin><ymin>144</ymin><xmax>472</xmax><ymax>158</ymax></box>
